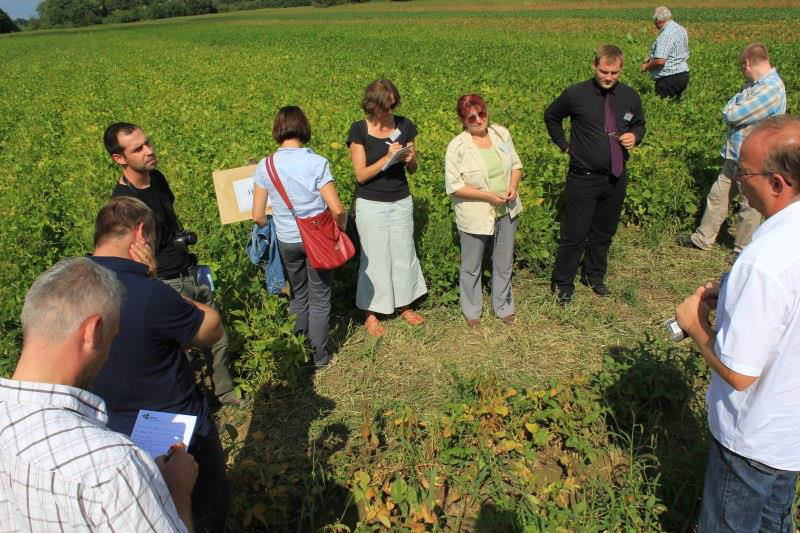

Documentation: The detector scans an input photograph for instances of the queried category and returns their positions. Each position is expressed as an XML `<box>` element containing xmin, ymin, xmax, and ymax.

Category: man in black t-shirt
<box><xmin>103</xmin><ymin>122</ymin><xmax>240</xmax><ymax>406</ymax></box>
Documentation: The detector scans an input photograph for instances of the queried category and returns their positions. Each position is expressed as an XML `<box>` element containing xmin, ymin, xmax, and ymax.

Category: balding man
<box><xmin>0</xmin><ymin>257</ymin><xmax>198</xmax><ymax>532</ymax></box>
<box><xmin>676</xmin><ymin>115</ymin><xmax>800</xmax><ymax>531</ymax></box>
<box><xmin>640</xmin><ymin>6</ymin><xmax>689</xmax><ymax>99</ymax></box>
<box><xmin>89</xmin><ymin>196</ymin><xmax>230</xmax><ymax>532</ymax></box>
<box><xmin>678</xmin><ymin>43</ymin><xmax>786</xmax><ymax>262</ymax></box>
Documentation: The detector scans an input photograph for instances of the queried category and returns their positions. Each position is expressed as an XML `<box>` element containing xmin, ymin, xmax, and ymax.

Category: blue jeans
<box><xmin>699</xmin><ymin>437</ymin><xmax>798</xmax><ymax>532</ymax></box>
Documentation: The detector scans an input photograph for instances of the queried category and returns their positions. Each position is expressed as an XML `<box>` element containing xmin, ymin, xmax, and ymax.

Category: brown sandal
<box><xmin>400</xmin><ymin>308</ymin><xmax>424</xmax><ymax>326</ymax></box>
<box><xmin>365</xmin><ymin>314</ymin><xmax>385</xmax><ymax>337</ymax></box>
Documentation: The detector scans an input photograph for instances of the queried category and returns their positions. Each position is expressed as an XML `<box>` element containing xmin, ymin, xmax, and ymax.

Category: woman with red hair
<box><xmin>444</xmin><ymin>94</ymin><xmax>523</xmax><ymax>328</ymax></box>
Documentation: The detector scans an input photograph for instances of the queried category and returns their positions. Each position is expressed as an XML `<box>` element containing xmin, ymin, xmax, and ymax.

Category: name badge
<box><xmin>497</xmin><ymin>142</ymin><xmax>510</xmax><ymax>154</ymax></box>
<box><xmin>389</xmin><ymin>129</ymin><xmax>401</xmax><ymax>142</ymax></box>
<box><xmin>623</xmin><ymin>112</ymin><xmax>633</xmax><ymax>122</ymax></box>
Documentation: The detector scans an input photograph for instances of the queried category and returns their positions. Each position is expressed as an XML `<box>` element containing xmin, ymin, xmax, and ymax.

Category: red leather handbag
<box><xmin>265</xmin><ymin>154</ymin><xmax>355</xmax><ymax>271</ymax></box>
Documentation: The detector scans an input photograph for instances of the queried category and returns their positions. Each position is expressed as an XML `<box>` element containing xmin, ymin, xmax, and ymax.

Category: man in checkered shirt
<box><xmin>640</xmin><ymin>6</ymin><xmax>690</xmax><ymax>99</ymax></box>
<box><xmin>0</xmin><ymin>257</ymin><xmax>199</xmax><ymax>532</ymax></box>
<box><xmin>679</xmin><ymin>43</ymin><xmax>786</xmax><ymax>262</ymax></box>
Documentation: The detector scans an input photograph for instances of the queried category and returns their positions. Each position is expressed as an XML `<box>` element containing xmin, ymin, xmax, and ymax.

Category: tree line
<box><xmin>5</xmin><ymin>0</ymin><xmax>390</xmax><ymax>30</ymax></box>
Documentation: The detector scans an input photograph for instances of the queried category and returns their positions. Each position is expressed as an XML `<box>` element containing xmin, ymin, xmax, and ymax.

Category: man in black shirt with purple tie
<box><xmin>544</xmin><ymin>44</ymin><xmax>646</xmax><ymax>305</ymax></box>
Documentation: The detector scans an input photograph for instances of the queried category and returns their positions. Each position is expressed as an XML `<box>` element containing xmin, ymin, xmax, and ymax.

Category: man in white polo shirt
<box><xmin>676</xmin><ymin>115</ymin><xmax>800</xmax><ymax>531</ymax></box>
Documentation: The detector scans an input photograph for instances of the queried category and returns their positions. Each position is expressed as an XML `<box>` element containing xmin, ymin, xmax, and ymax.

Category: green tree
<box><xmin>0</xmin><ymin>8</ymin><xmax>21</xmax><ymax>32</ymax></box>
<box><xmin>37</xmin><ymin>0</ymin><xmax>105</xmax><ymax>27</ymax></box>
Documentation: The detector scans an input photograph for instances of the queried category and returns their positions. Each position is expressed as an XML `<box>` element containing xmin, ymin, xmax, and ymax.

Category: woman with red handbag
<box><xmin>252</xmin><ymin>106</ymin><xmax>347</xmax><ymax>369</ymax></box>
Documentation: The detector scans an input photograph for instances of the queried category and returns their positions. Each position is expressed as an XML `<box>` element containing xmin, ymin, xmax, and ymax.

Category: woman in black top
<box><xmin>347</xmin><ymin>79</ymin><xmax>428</xmax><ymax>336</ymax></box>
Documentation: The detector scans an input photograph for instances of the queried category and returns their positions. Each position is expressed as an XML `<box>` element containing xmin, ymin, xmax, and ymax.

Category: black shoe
<box><xmin>217</xmin><ymin>390</ymin><xmax>243</xmax><ymax>408</ymax></box>
<box><xmin>314</xmin><ymin>355</ymin><xmax>336</xmax><ymax>370</ymax></box>
<box><xmin>580</xmin><ymin>277</ymin><xmax>610</xmax><ymax>296</ymax></box>
<box><xmin>551</xmin><ymin>283</ymin><xmax>573</xmax><ymax>307</ymax></box>
<box><xmin>676</xmin><ymin>233</ymin><xmax>702</xmax><ymax>250</ymax></box>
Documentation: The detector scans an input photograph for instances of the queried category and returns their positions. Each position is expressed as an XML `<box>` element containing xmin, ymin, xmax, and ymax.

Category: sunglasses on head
<box><xmin>466</xmin><ymin>110</ymin><xmax>487</xmax><ymax>124</ymax></box>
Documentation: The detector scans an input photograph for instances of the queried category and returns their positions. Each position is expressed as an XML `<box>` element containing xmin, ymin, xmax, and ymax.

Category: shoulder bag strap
<box><xmin>264</xmin><ymin>154</ymin><xmax>296</xmax><ymax>217</ymax></box>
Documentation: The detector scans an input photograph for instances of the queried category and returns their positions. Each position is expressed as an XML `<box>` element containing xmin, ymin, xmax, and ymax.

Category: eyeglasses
<box><xmin>734</xmin><ymin>170</ymin><xmax>773</xmax><ymax>182</ymax></box>
<box><xmin>466</xmin><ymin>110</ymin><xmax>487</xmax><ymax>124</ymax></box>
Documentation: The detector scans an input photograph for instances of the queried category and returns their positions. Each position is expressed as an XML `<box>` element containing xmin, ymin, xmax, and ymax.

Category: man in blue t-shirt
<box><xmin>89</xmin><ymin>196</ymin><xmax>230</xmax><ymax>533</ymax></box>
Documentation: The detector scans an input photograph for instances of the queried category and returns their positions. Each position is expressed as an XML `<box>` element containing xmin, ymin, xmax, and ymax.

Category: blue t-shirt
<box><xmin>88</xmin><ymin>256</ymin><xmax>211</xmax><ymax>438</ymax></box>
<box><xmin>252</xmin><ymin>147</ymin><xmax>334</xmax><ymax>244</ymax></box>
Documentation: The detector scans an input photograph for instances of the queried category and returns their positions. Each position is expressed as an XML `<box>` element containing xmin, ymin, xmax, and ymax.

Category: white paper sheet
<box><xmin>130</xmin><ymin>410</ymin><xmax>197</xmax><ymax>458</ymax></box>
<box><xmin>381</xmin><ymin>144</ymin><xmax>414</xmax><ymax>171</ymax></box>
<box><xmin>233</xmin><ymin>177</ymin><xmax>255</xmax><ymax>213</ymax></box>
<box><xmin>232</xmin><ymin>177</ymin><xmax>272</xmax><ymax>214</ymax></box>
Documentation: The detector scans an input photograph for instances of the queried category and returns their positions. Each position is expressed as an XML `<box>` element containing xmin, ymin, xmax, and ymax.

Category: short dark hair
<box><xmin>361</xmin><ymin>79</ymin><xmax>401</xmax><ymax>117</ymax></box>
<box><xmin>94</xmin><ymin>196</ymin><xmax>155</xmax><ymax>247</ymax></box>
<box><xmin>272</xmin><ymin>106</ymin><xmax>311</xmax><ymax>145</ymax></box>
<box><xmin>595</xmin><ymin>44</ymin><xmax>624</xmax><ymax>66</ymax></box>
<box><xmin>104</xmin><ymin>122</ymin><xmax>139</xmax><ymax>156</ymax></box>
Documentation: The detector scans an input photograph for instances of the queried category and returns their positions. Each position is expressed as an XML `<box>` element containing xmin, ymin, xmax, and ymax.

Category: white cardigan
<box><xmin>444</xmin><ymin>124</ymin><xmax>523</xmax><ymax>235</ymax></box>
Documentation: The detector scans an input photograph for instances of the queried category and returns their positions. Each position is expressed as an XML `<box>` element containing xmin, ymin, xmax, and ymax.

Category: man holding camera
<box><xmin>676</xmin><ymin>115</ymin><xmax>800</xmax><ymax>531</ymax></box>
<box><xmin>103</xmin><ymin>122</ymin><xmax>239</xmax><ymax>407</ymax></box>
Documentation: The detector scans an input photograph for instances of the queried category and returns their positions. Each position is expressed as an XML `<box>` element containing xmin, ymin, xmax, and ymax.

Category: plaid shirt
<box><xmin>721</xmin><ymin>68</ymin><xmax>786</xmax><ymax>161</ymax></box>
<box><xmin>0</xmin><ymin>377</ymin><xmax>187</xmax><ymax>532</ymax></box>
<box><xmin>649</xmin><ymin>20</ymin><xmax>689</xmax><ymax>79</ymax></box>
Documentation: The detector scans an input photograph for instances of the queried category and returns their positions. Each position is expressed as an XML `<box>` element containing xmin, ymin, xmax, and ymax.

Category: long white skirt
<box><xmin>354</xmin><ymin>196</ymin><xmax>428</xmax><ymax>314</ymax></box>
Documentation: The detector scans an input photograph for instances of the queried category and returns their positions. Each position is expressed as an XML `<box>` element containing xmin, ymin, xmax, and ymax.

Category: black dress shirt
<box><xmin>544</xmin><ymin>79</ymin><xmax>646</xmax><ymax>175</ymax></box>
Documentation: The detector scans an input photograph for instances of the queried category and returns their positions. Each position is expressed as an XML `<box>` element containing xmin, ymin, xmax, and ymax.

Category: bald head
<box><xmin>749</xmin><ymin>115</ymin><xmax>800</xmax><ymax>189</ymax></box>
<box><xmin>738</xmin><ymin>116</ymin><xmax>800</xmax><ymax>218</ymax></box>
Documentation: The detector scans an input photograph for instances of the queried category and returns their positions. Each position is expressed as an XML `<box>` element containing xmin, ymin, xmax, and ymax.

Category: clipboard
<box><xmin>212</xmin><ymin>163</ymin><xmax>272</xmax><ymax>225</ymax></box>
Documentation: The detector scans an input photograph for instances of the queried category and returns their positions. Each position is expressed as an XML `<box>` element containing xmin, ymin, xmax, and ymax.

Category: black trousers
<box><xmin>190</xmin><ymin>424</ymin><xmax>231</xmax><ymax>532</ymax></box>
<box><xmin>655</xmin><ymin>71</ymin><xmax>689</xmax><ymax>100</ymax></box>
<box><xmin>551</xmin><ymin>171</ymin><xmax>628</xmax><ymax>293</ymax></box>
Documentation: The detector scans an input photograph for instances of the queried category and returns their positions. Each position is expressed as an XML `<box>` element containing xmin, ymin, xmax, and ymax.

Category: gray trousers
<box><xmin>162</xmin><ymin>274</ymin><xmax>235</xmax><ymax>398</ymax></box>
<box><xmin>277</xmin><ymin>240</ymin><xmax>332</xmax><ymax>366</ymax></box>
<box><xmin>691</xmin><ymin>159</ymin><xmax>762</xmax><ymax>252</ymax></box>
<box><xmin>458</xmin><ymin>214</ymin><xmax>517</xmax><ymax>321</ymax></box>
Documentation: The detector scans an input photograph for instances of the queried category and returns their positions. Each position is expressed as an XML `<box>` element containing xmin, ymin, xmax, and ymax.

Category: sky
<box><xmin>1</xmin><ymin>0</ymin><xmax>39</xmax><ymax>19</ymax></box>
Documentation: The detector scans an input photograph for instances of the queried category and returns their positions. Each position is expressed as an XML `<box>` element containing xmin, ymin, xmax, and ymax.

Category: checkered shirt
<box><xmin>649</xmin><ymin>20</ymin><xmax>689</xmax><ymax>79</ymax></box>
<box><xmin>0</xmin><ymin>377</ymin><xmax>187</xmax><ymax>532</ymax></box>
<box><xmin>721</xmin><ymin>68</ymin><xmax>786</xmax><ymax>161</ymax></box>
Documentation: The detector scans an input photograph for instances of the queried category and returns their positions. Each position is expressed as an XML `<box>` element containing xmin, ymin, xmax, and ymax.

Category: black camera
<box><xmin>173</xmin><ymin>230</ymin><xmax>198</xmax><ymax>252</ymax></box>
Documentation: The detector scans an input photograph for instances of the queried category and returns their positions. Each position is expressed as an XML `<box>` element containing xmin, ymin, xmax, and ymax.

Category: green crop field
<box><xmin>2</xmin><ymin>1</ymin><xmax>799</xmax><ymax>530</ymax></box>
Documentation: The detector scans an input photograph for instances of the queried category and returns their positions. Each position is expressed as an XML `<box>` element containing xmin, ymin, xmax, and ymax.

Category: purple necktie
<box><xmin>604</xmin><ymin>93</ymin><xmax>624</xmax><ymax>177</ymax></box>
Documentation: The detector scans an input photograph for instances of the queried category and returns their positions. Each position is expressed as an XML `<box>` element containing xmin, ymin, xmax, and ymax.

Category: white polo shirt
<box><xmin>708</xmin><ymin>200</ymin><xmax>800</xmax><ymax>471</ymax></box>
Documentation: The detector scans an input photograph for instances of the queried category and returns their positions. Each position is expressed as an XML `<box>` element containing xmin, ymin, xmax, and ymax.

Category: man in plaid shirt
<box><xmin>640</xmin><ymin>6</ymin><xmax>690</xmax><ymax>99</ymax></box>
<box><xmin>679</xmin><ymin>43</ymin><xmax>786</xmax><ymax>262</ymax></box>
<box><xmin>0</xmin><ymin>257</ymin><xmax>198</xmax><ymax>532</ymax></box>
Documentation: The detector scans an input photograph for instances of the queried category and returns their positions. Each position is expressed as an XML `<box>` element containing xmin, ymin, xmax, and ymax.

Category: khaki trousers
<box><xmin>691</xmin><ymin>159</ymin><xmax>762</xmax><ymax>252</ymax></box>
